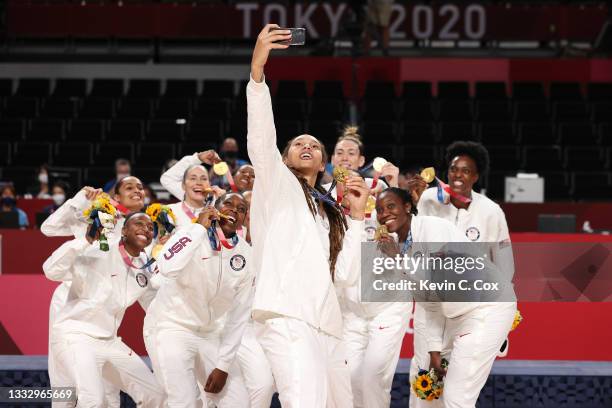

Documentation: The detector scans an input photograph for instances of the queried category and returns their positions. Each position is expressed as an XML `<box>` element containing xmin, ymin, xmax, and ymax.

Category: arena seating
<box><xmin>0</xmin><ymin>78</ymin><xmax>610</xmax><ymax>200</ymax></box>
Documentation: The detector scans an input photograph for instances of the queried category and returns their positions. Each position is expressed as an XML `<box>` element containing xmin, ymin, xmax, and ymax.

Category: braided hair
<box><xmin>282</xmin><ymin>136</ymin><xmax>348</xmax><ymax>281</ymax></box>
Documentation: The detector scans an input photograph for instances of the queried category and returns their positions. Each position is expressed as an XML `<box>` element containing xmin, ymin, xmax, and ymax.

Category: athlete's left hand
<box><xmin>345</xmin><ymin>175</ymin><xmax>369</xmax><ymax>220</ymax></box>
<box><xmin>205</xmin><ymin>368</ymin><xmax>228</xmax><ymax>394</ymax></box>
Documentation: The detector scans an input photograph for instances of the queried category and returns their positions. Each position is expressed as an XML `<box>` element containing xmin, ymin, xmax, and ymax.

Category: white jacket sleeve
<box><xmin>491</xmin><ymin>207</ymin><xmax>515</xmax><ymax>281</ymax></box>
<box><xmin>421</xmin><ymin>301</ymin><xmax>445</xmax><ymax>352</ymax></box>
<box><xmin>246</xmin><ymin>76</ymin><xmax>285</xmax><ymax>198</ymax></box>
<box><xmin>40</xmin><ymin>190</ymin><xmax>90</xmax><ymax>237</ymax></box>
<box><xmin>156</xmin><ymin>223</ymin><xmax>211</xmax><ymax>279</ymax></box>
<box><xmin>334</xmin><ymin>218</ymin><xmax>365</xmax><ymax>287</ymax></box>
<box><xmin>160</xmin><ymin>153</ymin><xmax>202</xmax><ymax>201</ymax></box>
<box><xmin>43</xmin><ymin>238</ymin><xmax>91</xmax><ymax>282</ymax></box>
<box><xmin>216</xmin><ymin>269</ymin><xmax>253</xmax><ymax>373</ymax></box>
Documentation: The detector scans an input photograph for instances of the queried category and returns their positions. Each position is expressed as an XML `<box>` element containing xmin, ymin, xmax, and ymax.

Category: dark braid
<box><xmin>283</xmin><ymin>137</ymin><xmax>348</xmax><ymax>281</ymax></box>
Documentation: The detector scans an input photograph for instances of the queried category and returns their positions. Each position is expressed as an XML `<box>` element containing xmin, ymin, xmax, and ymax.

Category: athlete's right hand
<box><xmin>198</xmin><ymin>150</ymin><xmax>221</xmax><ymax>166</ymax></box>
<box><xmin>429</xmin><ymin>351</ymin><xmax>447</xmax><ymax>378</ymax></box>
<box><xmin>82</xmin><ymin>186</ymin><xmax>103</xmax><ymax>201</ymax></box>
<box><xmin>196</xmin><ymin>207</ymin><xmax>219</xmax><ymax>229</ymax></box>
<box><xmin>406</xmin><ymin>175</ymin><xmax>427</xmax><ymax>204</ymax></box>
<box><xmin>251</xmin><ymin>24</ymin><xmax>291</xmax><ymax>82</ymax></box>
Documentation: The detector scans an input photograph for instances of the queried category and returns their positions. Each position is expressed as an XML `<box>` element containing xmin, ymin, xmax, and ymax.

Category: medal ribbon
<box><xmin>401</xmin><ymin>230</ymin><xmax>413</xmax><ymax>255</ymax></box>
<box><xmin>182</xmin><ymin>202</ymin><xmax>198</xmax><ymax>223</ymax></box>
<box><xmin>207</xmin><ymin>224</ymin><xmax>238</xmax><ymax>251</ymax></box>
<box><xmin>436</xmin><ymin>177</ymin><xmax>472</xmax><ymax>204</ymax></box>
<box><xmin>110</xmin><ymin>199</ymin><xmax>130</xmax><ymax>216</ymax></box>
<box><xmin>226</xmin><ymin>172</ymin><xmax>238</xmax><ymax>193</ymax></box>
<box><xmin>119</xmin><ymin>242</ymin><xmax>153</xmax><ymax>271</ymax></box>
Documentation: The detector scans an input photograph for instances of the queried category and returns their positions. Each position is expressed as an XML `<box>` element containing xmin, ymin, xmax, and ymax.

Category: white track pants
<box><xmin>237</xmin><ymin>322</ymin><xmax>276</xmax><ymax>408</ymax></box>
<box><xmin>343</xmin><ymin>303</ymin><xmax>412</xmax><ymax>408</ymax></box>
<box><xmin>256</xmin><ymin>317</ymin><xmax>353</xmax><ymax>408</ymax></box>
<box><xmin>410</xmin><ymin>302</ymin><xmax>516</xmax><ymax>408</ymax></box>
<box><xmin>48</xmin><ymin>285</ymin><xmax>120</xmax><ymax>408</ymax></box>
<box><xmin>52</xmin><ymin>333</ymin><xmax>164</xmax><ymax>408</ymax></box>
<box><xmin>145</xmin><ymin>326</ymin><xmax>249</xmax><ymax>408</ymax></box>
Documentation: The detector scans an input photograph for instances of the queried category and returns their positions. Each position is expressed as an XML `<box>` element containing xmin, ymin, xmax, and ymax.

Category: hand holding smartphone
<box><xmin>271</xmin><ymin>27</ymin><xmax>306</xmax><ymax>46</ymax></box>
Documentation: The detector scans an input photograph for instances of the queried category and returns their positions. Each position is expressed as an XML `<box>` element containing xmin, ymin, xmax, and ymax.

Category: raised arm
<box><xmin>160</xmin><ymin>150</ymin><xmax>221</xmax><ymax>200</ymax></box>
<box><xmin>43</xmin><ymin>238</ymin><xmax>90</xmax><ymax>282</ymax></box>
<box><xmin>156</xmin><ymin>211</ymin><xmax>215</xmax><ymax>279</ymax></box>
<box><xmin>246</xmin><ymin>25</ymin><xmax>291</xmax><ymax>196</ymax></box>
<box><xmin>40</xmin><ymin>188</ymin><xmax>94</xmax><ymax>237</ymax></box>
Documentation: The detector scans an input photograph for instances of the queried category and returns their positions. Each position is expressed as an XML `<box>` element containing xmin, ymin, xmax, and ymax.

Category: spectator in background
<box><xmin>210</xmin><ymin>137</ymin><xmax>249</xmax><ymax>188</ymax></box>
<box><xmin>1</xmin><ymin>185</ymin><xmax>29</xmax><ymax>228</ymax></box>
<box><xmin>363</xmin><ymin>0</ymin><xmax>394</xmax><ymax>55</ymax></box>
<box><xmin>143</xmin><ymin>184</ymin><xmax>158</xmax><ymax>206</ymax></box>
<box><xmin>26</xmin><ymin>164</ymin><xmax>51</xmax><ymax>199</ymax></box>
<box><xmin>42</xmin><ymin>181</ymin><xmax>70</xmax><ymax>215</ymax></box>
<box><xmin>103</xmin><ymin>158</ymin><xmax>131</xmax><ymax>193</ymax></box>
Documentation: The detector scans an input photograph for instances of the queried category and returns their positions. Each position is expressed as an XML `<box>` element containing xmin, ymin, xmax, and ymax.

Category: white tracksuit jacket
<box><xmin>246</xmin><ymin>77</ymin><xmax>364</xmax><ymax>339</ymax></box>
<box><xmin>43</xmin><ymin>239</ymin><xmax>158</xmax><ymax>339</ymax></box>
<box><xmin>144</xmin><ymin>223</ymin><xmax>253</xmax><ymax>372</ymax></box>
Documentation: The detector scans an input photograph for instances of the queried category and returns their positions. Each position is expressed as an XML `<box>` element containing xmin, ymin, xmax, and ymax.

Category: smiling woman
<box><xmin>246</xmin><ymin>23</ymin><xmax>369</xmax><ymax>407</ymax></box>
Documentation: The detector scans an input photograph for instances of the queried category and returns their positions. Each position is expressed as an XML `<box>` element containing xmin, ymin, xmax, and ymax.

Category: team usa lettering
<box><xmin>164</xmin><ymin>237</ymin><xmax>192</xmax><ymax>260</ymax></box>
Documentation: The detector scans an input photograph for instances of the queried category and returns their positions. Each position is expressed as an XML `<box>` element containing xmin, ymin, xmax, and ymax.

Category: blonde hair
<box><xmin>336</xmin><ymin>125</ymin><xmax>364</xmax><ymax>155</ymax></box>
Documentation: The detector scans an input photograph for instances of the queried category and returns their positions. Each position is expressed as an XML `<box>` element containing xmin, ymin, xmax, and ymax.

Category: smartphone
<box><xmin>272</xmin><ymin>27</ymin><xmax>306</xmax><ymax>46</ymax></box>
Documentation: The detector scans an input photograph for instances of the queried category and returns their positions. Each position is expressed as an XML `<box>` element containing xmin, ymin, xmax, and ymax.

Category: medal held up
<box><xmin>83</xmin><ymin>193</ymin><xmax>118</xmax><ymax>251</ymax></box>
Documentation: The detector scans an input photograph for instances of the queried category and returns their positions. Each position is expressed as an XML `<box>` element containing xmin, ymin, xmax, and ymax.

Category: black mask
<box><xmin>1</xmin><ymin>197</ymin><xmax>16</xmax><ymax>207</ymax></box>
<box><xmin>221</xmin><ymin>151</ymin><xmax>237</xmax><ymax>161</ymax></box>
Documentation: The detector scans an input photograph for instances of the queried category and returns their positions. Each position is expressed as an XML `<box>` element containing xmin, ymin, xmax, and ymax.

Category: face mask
<box><xmin>1</xmin><ymin>197</ymin><xmax>16</xmax><ymax>207</ymax></box>
<box><xmin>38</xmin><ymin>173</ymin><xmax>48</xmax><ymax>184</ymax></box>
<box><xmin>221</xmin><ymin>151</ymin><xmax>237</xmax><ymax>161</ymax></box>
<box><xmin>52</xmin><ymin>193</ymin><xmax>66</xmax><ymax>206</ymax></box>
<box><xmin>117</xmin><ymin>173</ymin><xmax>130</xmax><ymax>180</ymax></box>
<box><xmin>143</xmin><ymin>197</ymin><xmax>151</xmax><ymax>206</ymax></box>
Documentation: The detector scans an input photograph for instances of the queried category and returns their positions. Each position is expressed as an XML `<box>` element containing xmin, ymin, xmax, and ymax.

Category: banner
<box><xmin>7</xmin><ymin>2</ymin><xmax>607</xmax><ymax>41</ymax></box>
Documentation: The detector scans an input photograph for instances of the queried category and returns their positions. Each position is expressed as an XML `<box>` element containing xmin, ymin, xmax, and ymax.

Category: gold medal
<box><xmin>420</xmin><ymin>167</ymin><xmax>435</xmax><ymax>183</ymax></box>
<box><xmin>332</xmin><ymin>166</ymin><xmax>349</xmax><ymax>183</ymax></box>
<box><xmin>374</xmin><ymin>225</ymin><xmax>389</xmax><ymax>241</ymax></box>
<box><xmin>373</xmin><ymin>157</ymin><xmax>387</xmax><ymax>172</ymax></box>
<box><xmin>213</xmin><ymin>162</ymin><xmax>229</xmax><ymax>176</ymax></box>
<box><xmin>365</xmin><ymin>195</ymin><xmax>376</xmax><ymax>215</ymax></box>
<box><xmin>151</xmin><ymin>243</ymin><xmax>164</xmax><ymax>259</ymax></box>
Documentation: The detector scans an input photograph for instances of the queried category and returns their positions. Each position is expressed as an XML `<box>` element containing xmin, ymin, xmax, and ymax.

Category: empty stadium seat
<box><xmin>136</xmin><ymin>142</ymin><xmax>176</xmax><ymax>165</ymax></box>
<box><xmin>0</xmin><ymin>119</ymin><xmax>25</xmax><ymax>141</ymax></box>
<box><xmin>549</xmin><ymin>82</ymin><xmax>583</xmax><ymax>101</ymax></box>
<box><xmin>313</xmin><ymin>81</ymin><xmax>344</xmax><ymax>100</ymax></box>
<box><xmin>438</xmin><ymin>101</ymin><xmax>472</xmax><ymax>122</ymax></box>
<box><xmin>565</xmin><ymin>146</ymin><xmax>604</xmax><ymax>171</ymax></box>
<box><xmin>363</xmin><ymin>81</ymin><xmax>395</xmax><ymax>100</ymax></box>
<box><xmin>401</xmin><ymin>122</ymin><xmax>436</xmax><ymax>145</ymax></box>
<box><xmin>512</xmin><ymin>82</ymin><xmax>546</xmax><ymax>100</ymax></box>
<box><xmin>587</xmin><ymin>82</ymin><xmax>612</xmax><ymax>102</ymax></box>
<box><xmin>361</xmin><ymin>121</ymin><xmax>398</xmax><ymax>143</ymax></box>
<box><xmin>0</xmin><ymin>142</ymin><xmax>11</xmax><ymax>166</ymax></box>
<box><xmin>276</xmin><ymin>80</ymin><xmax>308</xmax><ymax>99</ymax></box>
<box><xmin>12</xmin><ymin>142</ymin><xmax>51</xmax><ymax>166</ymax></box>
<box><xmin>53</xmin><ymin>79</ymin><xmax>87</xmax><ymax>98</ymax></box>
<box><xmin>194</xmin><ymin>99</ymin><xmax>230</xmax><ymax>119</ymax></box>
<box><xmin>476</xmin><ymin>101</ymin><xmax>511</xmax><ymax>122</ymax></box>
<box><xmin>572</xmin><ymin>172</ymin><xmax>612</xmax><ymax>200</ymax></box>
<box><xmin>275</xmin><ymin>120</ymin><xmax>304</xmax><ymax>144</ymax></box>
<box><xmin>54</xmin><ymin>142</ymin><xmax>93</xmax><ymax>167</ymax></box>
<box><xmin>523</xmin><ymin>146</ymin><xmax>563</xmax><ymax>171</ymax></box>
<box><xmin>438</xmin><ymin>122</ymin><xmax>476</xmax><ymax>144</ymax></box>
<box><xmin>90</xmin><ymin>79</ymin><xmax>124</xmax><ymax>98</ymax></box>
<box><xmin>95</xmin><ymin>142</ymin><xmax>134</xmax><ymax>165</ymax></box>
<box><xmin>202</xmin><ymin>80</ymin><xmax>235</xmax><ymax>99</ymax></box>
<box><xmin>475</xmin><ymin>82</ymin><xmax>507</xmax><ymax>100</ymax></box>
<box><xmin>362</xmin><ymin>100</ymin><xmax>397</xmax><ymax>120</ymax></box>
<box><xmin>28</xmin><ymin>119</ymin><xmax>64</xmax><ymax>142</ymax></box>
<box><xmin>401</xmin><ymin>145</ymin><xmax>438</xmax><ymax>169</ymax></box>
<box><xmin>306</xmin><ymin>120</ymin><xmax>342</xmax><ymax>146</ymax></box>
<box><xmin>486</xmin><ymin>146</ymin><xmax>521</xmax><ymax>171</ymax></box>
<box><xmin>146</xmin><ymin>119</ymin><xmax>184</xmax><ymax>142</ymax></box>
<box><xmin>155</xmin><ymin>98</ymin><xmax>192</xmax><ymax>119</ymax></box>
<box><xmin>513</xmin><ymin>102</ymin><xmax>549</xmax><ymax>122</ymax></box>
<box><xmin>41</xmin><ymin>98</ymin><xmax>78</xmax><ymax>119</ymax></box>
<box><xmin>165</xmin><ymin>80</ymin><xmax>198</xmax><ymax>98</ymax></box>
<box><xmin>0</xmin><ymin>79</ymin><xmax>13</xmax><ymax>97</ymax></box>
<box><xmin>558</xmin><ymin>123</ymin><xmax>597</xmax><ymax>146</ymax></box>
<box><xmin>16</xmin><ymin>79</ymin><xmax>50</xmax><ymax>97</ymax></box>
<box><xmin>274</xmin><ymin>99</ymin><xmax>307</xmax><ymax>121</ymax></box>
<box><xmin>600</xmin><ymin>123</ymin><xmax>612</xmax><ymax>146</ymax></box>
<box><xmin>401</xmin><ymin>102</ymin><xmax>435</xmax><ymax>122</ymax></box>
<box><xmin>552</xmin><ymin>102</ymin><xmax>589</xmax><ymax>123</ymax></box>
<box><xmin>438</xmin><ymin>81</ymin><xmax>469</xmax><ymax>100</ymax></box>
<box><xmin>79</xmin><ymin>98</ymin><xmax>115</xmax><ymax>119</ymax></box>
<box><xmin>186</xmin><ymin>119</ymin><xmax>225</xmax><ymax>142</ymax></box>
<box><xmin>67</xmin><ymin>119</ymin><xmax>104</xmax><ymax>142</ymax></box>
<box><xmin>540</xmin><ymin>171</ymin><xmax>571</xmax><ymax>200</ymax></box>
<box><xmin>107</xmin><ymin>120</ymin><xmax>143</xmax><ymax>142</ymax></box>
<box><xmin>116</xmin><ymin>98</ymin><xmax>153</xmax><ymax>119</ymax></box>
<box><xmin>2</xmin><ymin>97</ymin><xmax>39</xmax><ymax>118</ymax></box>
<box><xmin>479</xmin><ymin>122</ymin><xmax>516</xmax><ymax>146</ymax></box>
<box><xmin>401</xmin><ymin>81</ymin><xmax>432</xmax><ymax>101</ymax></box>
<box><xmin>127</xmin><ymin>79</ymin><xmax>161</xmax><ymax>98</ymax></box>
<box><xmin>591</xmin><ymin>102</ymin><xmax>612</xmax><ymax>123</ymax></box>
<box><xmin>518</xmin><ymin>123</ymin><xmax>557</xmax><ymax>145</ymax></box>
<box><xmin>309</xmin><ymin>99</ymin><xmax>345</xmax><ymax>121</ymax></box>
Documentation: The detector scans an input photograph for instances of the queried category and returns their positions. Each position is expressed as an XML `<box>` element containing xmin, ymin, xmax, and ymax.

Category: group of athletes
<box><xmin>42</xmin><ymin>25</ymin><xmax>517</xmax><ymax>408</ymax></box>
